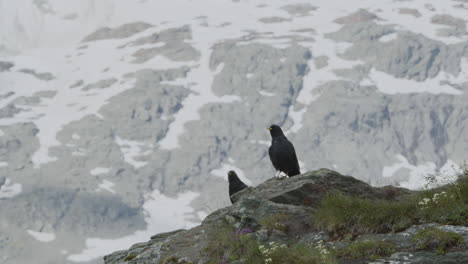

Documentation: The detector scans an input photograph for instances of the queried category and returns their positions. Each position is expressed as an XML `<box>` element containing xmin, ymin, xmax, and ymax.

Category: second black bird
<box><xmin>228</xmin><ymin>170</ymin><xmax>248</xmax><ymax>203</ymax></box>
<box><xmin>268</xmin><ymin>124</ymin><xmax>301</xmax><ymax>177</ymax></box>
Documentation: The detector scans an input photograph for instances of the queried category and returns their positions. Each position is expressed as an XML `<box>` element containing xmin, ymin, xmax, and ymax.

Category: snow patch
<box><xmin>258</xmin><ymin>90</ymin><xmax>275</xmax><ymax>97</ymax></box>
<box><xmin>197</xmin><ymin>211</ymin><xmax>208</xmax><ymax>221</ymax></box>
<box><xmin>96</xmin><ymin>180</ymin><xmax>116</xmax><ymax>194</ymax></box>
<box><xmin>361</xmin><ymin>68</ymin><xmax>464</xmax><ymax>95</ymax></box>
<box><xmin>67</xmin><ymin>190</ymin><xmax>200</xmax><ymax>262</ymax></box>
<box><xmin>286</xmin><ymin>105</ymin><xmax>307</xmax><ymax>134</ymax></box>
<box><xmin>0</xmin><ymin>178</ymin><xmax>22</xmax><ymax>199</ymax></box>
<box><xmin>26</xmin><ymin>230</ymin><xmax>56</xmax><ymax>242</ymax></box>
<box><xmin>71</xmin><ymin>149</ymin><xmax>86</xmax><ymax>156</ymax></box>
<box><xmin>72</xmin><ymin>133</ymin><xmax>81</xmax><ymax>140</ymax></box>
<box><xmin>379</xmin><ymin>33</ymin><xmax>398</xmax><ymax>42</ymax></box>
<box><xmin>0</xmin><ymin>129</ymin><xmax>4</xmax><ymax>136</ymax></box>
<box><xmin>250</xmin><ymin>139</ymin><xmax>270</xmax><ymax>146</ymax></box>
<box><xmin>158</xmin><ymin>57</ymin><xmax>241</xmax><ymax>149</ymax></box>
<box><xmin>90</xmin><ymin>167</ymin><xmax>110</xmax><ymax>176</ymax></box>
<box><xmin>211</xmin><ymin>162</ymin><xmax>253</xmax><ymax>185</ymax></box>
<box><xmin>382</xmin><ymin>155</ymin><xmax>462</xmax><ymax>189</ymax></box>
<box><xmin>115</xmin><ymin>137</ymin><xmax>150</xmax><ymax>169</ymax></box>
<box><xmin>0</xmin><ymin>25</ymin><xmax>187</xmax><ymax>168</ymax></box>
<box><xmin>288</xmin><ymin>26</ymin><xmax>360</xmax><ymax>133</ymax></box>
<box><xmin>298</xmin><ymin>159</ymin><xmax>306</xmax><ymax>172</ymax></box>
<box><xmin>0</xmin><ymin>161</ymin><xmax>7</xmax><ymax>167</ymax></box>
<box><xmin>375</xmin><ymin>0</ymin><xmax>468</xmax><ymax>44</ymax></box>
<box><xmin>3</xmin><ymin>0</ymin><xmax>465</xmax><ymax>55</ymax></box>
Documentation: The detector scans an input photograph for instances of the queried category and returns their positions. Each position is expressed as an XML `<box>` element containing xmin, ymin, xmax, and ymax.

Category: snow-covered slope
<box><xmin>1</xmin><ymin>0</ymin><xmax>467</xmax><ymax>263</ymax></box>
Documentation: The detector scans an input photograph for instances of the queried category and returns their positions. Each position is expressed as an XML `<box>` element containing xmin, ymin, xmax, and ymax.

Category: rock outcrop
<box><xmin>104</xmin><ymin>169</ymin><xmax>467</xmax><ymax>264</ymax></box>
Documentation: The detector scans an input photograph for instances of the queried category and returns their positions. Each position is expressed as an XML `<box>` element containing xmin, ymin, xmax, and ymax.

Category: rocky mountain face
<box><xmin>103</xmin><ymin>169</ymin><xmax>468</xmax><ymax>264</ymax></box>
<box><xmin>1</xmin><ymin>0</ymin><xmax>468</xmax><ymax>263</ymax></box>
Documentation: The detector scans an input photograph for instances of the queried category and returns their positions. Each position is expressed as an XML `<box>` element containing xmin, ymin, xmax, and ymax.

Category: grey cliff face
<box><xmin>0</xmin><ymin>61</ymin><xmax>14</xmax><ymax>72</ymax></box>
<box><xmin>328</xmin><ymin>22</ymin><xmax>468</xmax><ymax>81</ymax></box>
<box><xmin>431</xmin><ymin>14</ymin><xmax>467</xmax><ymax>37</ymax></box>
<box><xmin>18</xmin><ymin>68</ymin><xmax>55</xmax><ymax>81</ymax></box>
<box><xmin>126</xmin><ymin>26</ymin><xmax>200</xmax><ymax>64</ymax></box>
<box><xmin>294</xmin><ymin>81</ymin><xmax>468</xmax><ymax>185</ymax></box>
<box><xmin>82</xmin><ymin>78</ymin><xmax>118</xmax><ymax>91</ymax></box>
<box><xmin>334</xmin><ymin>9</ymin><xmax>379</xmax><ymax>24</ymax></box>
<box><xmin>82</xmin><ymin>22</ymin><xmax>154</xmax><ymax>42</ymax></box>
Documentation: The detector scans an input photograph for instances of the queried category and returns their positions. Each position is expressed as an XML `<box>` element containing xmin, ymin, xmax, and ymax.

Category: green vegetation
<box><xmin>201</xmin><ymin>170</ymin><xmax>468</xmax><ymax>263</ymax></box>
<box><xmin>314</xmin><ymin>192</ymin><xmax>417</xmax><ymax>235</ymax></box>
<box><xmin>160</xmin><ymin>256</ymin><xmax>178</xmax><ymax>264</ymax></box>
<box><xmin>261</xmin><ymin>242</ymin><xmax>336</xmax><ymax>264</ymax></box>
<box><xmin>259</xmin><ymin>213</ymin><xmax>290</xmax><ymax>233</ymax></box>
<box><xmin>412</xmin><ymin>227</ymin><xmax>464</xmax><ymax>255</ymax></box>
<box><xmin>418</xmin><ymin>169</ymin><xmax>468</xmax><ymax>225</ymax></box>
<box><xmin>314</xmin><ymin>169</ymin><xmax>468</xmax><ymax>237</ymax></box>
<box><xmin>159</xmin><ymin>256</ymin><xmax>193</xmax><ymax>264</ymax></box>
<box><xmin>124</xmin><ymin>255</ymin><xmax>136</xmax><ymax>261</ymax></box>
<box><xmin>204</xmin><ymin>224</ymin><xmax>263</xmax><ymax>264</ymax></box>
<box><xmin>336</xmin><ymin>240</ymin><xmax>396</xmax><ymax>260</ymax></box>
<box><xmin>203</xmin><ymin>223</ymin><xmax>337</xmax><ymax>264</ymax></box>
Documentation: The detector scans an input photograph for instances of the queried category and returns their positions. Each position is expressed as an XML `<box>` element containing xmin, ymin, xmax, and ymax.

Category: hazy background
<box><xmin>1</xmin><ymin>0</ymin><xmax>467</xmax><ymax>263</ymax></box>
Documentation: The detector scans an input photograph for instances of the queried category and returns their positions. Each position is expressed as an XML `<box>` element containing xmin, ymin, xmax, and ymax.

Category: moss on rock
<box><xmin>412</xmin><ymin>227</ymin><xmax>465</xmax><ymax>255</ymax></box>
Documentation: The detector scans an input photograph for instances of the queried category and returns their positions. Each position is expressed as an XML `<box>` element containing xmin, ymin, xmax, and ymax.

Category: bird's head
<box><xmin>228</xmin><ymin>170</ymin><xmax>238</xmax><ymax>183</ymax></box>
<box><xmin>267</xmin><ymin>124</ymin><xmax>284</xmax><ymax>137</ymax></box>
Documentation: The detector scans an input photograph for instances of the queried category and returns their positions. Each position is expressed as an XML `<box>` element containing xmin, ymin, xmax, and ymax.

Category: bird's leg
<box><xmin>275</xmin><ymin>171</ymin><xmax>281</xmax><ymax>178</ymax></box>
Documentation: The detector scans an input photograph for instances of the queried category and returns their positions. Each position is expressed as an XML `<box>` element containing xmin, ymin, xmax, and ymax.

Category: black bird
<box><xmin>228</xmin><ymin>170</ymin><xmax>248</xmax><ymax>204</ymax></box>
<box><xmin>268</xmin><ymin>124</ymin><xmax>301</xmax><ymax>177</ymax></box>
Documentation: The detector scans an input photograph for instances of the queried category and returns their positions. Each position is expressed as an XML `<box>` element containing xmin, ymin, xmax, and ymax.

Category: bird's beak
<box><xmin>267</xmin><ymin>127</ymin><xmax>272</xmax><ymax>130</ymax></box>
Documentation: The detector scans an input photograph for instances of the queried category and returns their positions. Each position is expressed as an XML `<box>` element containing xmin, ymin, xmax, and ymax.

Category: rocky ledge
<box><xmin>104</xmin><ymin>169</ymin><xmax>468</xmax><ymax>264</ymax></box>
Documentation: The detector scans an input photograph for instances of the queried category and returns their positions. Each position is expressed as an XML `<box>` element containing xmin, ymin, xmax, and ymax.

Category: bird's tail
<box><xmin>289</xmin><ymin>168</ymin><xmax>301</xmax><ymax>177</ymax></box>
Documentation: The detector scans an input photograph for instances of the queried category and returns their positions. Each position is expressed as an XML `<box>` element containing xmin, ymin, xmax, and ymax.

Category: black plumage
<box><xmin>228</xmin><ymin>170</ymin><xmax>248</xmax><ymax>204</ymax></box>
<box><xmin>268</xmin><ymin>124</ymin><xmax>301</xmax><ymax>177</ymax></box>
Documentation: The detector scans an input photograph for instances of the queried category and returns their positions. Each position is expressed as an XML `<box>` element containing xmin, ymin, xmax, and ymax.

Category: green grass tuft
<box><xmin>203</xmin><ymin>223</ymin><xmax>337</xmax><ymax>264</ymax></box>
<box><xmin>261</xmin><ymin>243</ymin><xmax>336</xmax><ymax>264</ymax></box>
<box><xmin>160</xmin><ymin>256</ymin><xmax>177</xmax><ymax>264</ymax></box>
<box><xmin>418</xmin><ymin>169</ymin><xmax>468</xmax><ymax>225</ymax></box>
<box><xmin>124</xmin><ymin>255</ymin><xmax>136</xmax><ymax>261</ymax></box>
<box><xmin>204</xmin><ymin>223</ymin><xmax>263</xmax><ymax>264</ymax></box>
<box><xmin>412</xmin><ymin>227</ymin><xmax>465</xmax><ymax>255</ymax></box>
<box><xmin>160</xmin><ymin>256</ymin><xmax>195</xmax><ymax>264</ymax></box>
<box><xmin>314</xmin><ymin>192</ymin><xmax>417</xmax><ymax>236</ymax></box>
<box><xmin>259</xmin><ymin>213</ymin><xmax>290</xmax><ymax>233</ymax></box>
<box><xmin>336</xmin><ymin>240</ymin><xmax>396</xmax><ymax>260</ymax></box>
<box><xmin>159</xmin><ymin>256</ymin><xmax>193</xmax><ymax>264</ymax></box>
<box><xmin>314</xmin><ymin>170</ymin><xmax>468</xmax><ymax>237</ymax></box>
